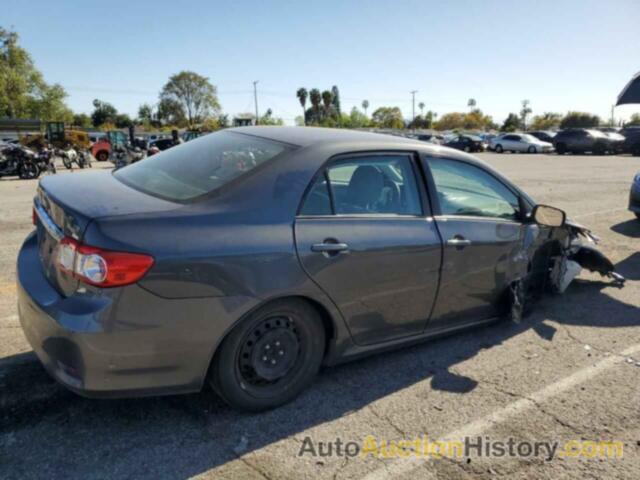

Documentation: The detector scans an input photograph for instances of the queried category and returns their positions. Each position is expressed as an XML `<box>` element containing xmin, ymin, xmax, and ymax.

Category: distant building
<box><xmin>233</xmin><ymin>115</ymin><xmax>255</xmax><ymax>127</ymax></box>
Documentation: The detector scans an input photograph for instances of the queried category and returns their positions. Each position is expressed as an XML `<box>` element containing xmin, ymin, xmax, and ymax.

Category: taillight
<box><xmin>56</xmin><ymin>237</ymin><xmax>154</xmax><ymax>287</ymax></box>
<box><xmin>32</xmin><ymin>206</ymin><xmax>37</xmax><ymax>225</ymax></box>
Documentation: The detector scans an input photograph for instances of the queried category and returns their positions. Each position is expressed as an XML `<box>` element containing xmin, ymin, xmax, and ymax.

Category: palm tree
<box><xmin>362</xmin><ymin>100</ymin><xmax>369</xmax><ymax>116</ymax></box>
<box><xmin>309</xmin><ymin>89</ymin><xmax>322</xmax><ymax>123</ymax></box>
<box><xmin>467</xmin><ymin>98</ymin><xmax>477</xmax><ymax>111</ymax></box>
<box><xmin>418</xmin><ymin>102</ymin><xmax>425</xmax><ymax>116</ymax></box>
<box><xmin>296</xmin><ymin>88</ymin><xmax>308</xmax><ymax>125</ymax></box>
<box><xmin>321</xmin><ymin>90</ymin><xmax>333</xmax><ymax>113</ymax></box>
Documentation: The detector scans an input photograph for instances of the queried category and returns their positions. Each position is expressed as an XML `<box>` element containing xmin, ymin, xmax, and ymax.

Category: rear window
<box><xmin>114</xmin><ymin>131</ymin><xmax>288</xmax><ymax>201</ymax></box>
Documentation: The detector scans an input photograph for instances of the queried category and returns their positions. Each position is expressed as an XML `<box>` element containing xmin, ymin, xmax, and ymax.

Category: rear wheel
<box><xmin>96</xmin><ymin>151</ymin><xmax>108</xmax><ymax>162</ymax></box>
<box><xmin>495</xmin><ymin>144</ymin><xmax>503</xmax><ymax>153</ymax></box>
<box><xmin>210</xmin><ymin>299</ymin><xmax>325</xmax><ymax>412</ymax></box>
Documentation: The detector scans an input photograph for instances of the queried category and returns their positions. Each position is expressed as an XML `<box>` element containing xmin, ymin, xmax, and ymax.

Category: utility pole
<box><xmin>253</xmin><ymin>80</ymin><xmax>259</xmax><ymax>125</ymax></box>
<box><xmin>410</xmin><ymin>90</ymin><xmax>417</xmax><ymax>127</ymax></box>
<box><xmin>611</xmin><ymin>104</ymin><xmax>615</xmax><ymax>126</ymax></box>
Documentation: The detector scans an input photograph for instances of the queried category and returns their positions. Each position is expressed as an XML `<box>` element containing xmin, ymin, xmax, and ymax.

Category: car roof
<box><xmin>227</xmin><ymin>126</ymin><xmax>422</xmax><ymax>148</ymax></box>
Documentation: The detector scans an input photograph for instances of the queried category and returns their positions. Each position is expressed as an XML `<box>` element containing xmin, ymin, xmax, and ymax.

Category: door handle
<box><xmin>446</xmin><ymin>236</ymin><xmax>472</xmax><ymax>248</ymax></box>
<box><xmin>311</xmin><ymin>242</ymin><xmax>349</xmax><ymax>253</ymax></box>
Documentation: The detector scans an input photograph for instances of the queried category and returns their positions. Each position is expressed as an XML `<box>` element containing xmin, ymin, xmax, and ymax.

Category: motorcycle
<box><xmin>58</xmin><ymin>147</ymin><xmax>92</xmax><ymax>170</ymax></box>
<box><xmin>0</xmin><ymin>144</ymin><xmax>41</xmax><ymax>180</ymax></box>
<box><xmin>112</xmin><ymin>144</ymin><xmax>146</xmax><ymax>171</ymax></box>
<box><xmin>35</xmin><ymin>148</ymin><xmax>57</xmax><ymax>175</ymax></box>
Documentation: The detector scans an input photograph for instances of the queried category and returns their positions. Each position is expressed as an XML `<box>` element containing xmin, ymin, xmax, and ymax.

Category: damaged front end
<box><xmin>508</xmin><ymin>205</ymin><xmax>624</xmax><ymax>323</ymax></box>
<box><xmin>549</xmin><ymin>219</ymin><xmax>625</xmax><ymax>294</ymax></box>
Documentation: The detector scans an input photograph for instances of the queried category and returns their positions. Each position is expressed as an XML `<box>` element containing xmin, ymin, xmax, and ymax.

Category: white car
<box><xmin>490</xmin><ymin>133</ymin><xmax>554</xmax><ymax>153</ymax></box>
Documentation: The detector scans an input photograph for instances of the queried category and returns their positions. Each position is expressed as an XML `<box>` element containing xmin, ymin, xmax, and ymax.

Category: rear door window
<box><xmin>299</xmin><ymin>154</ymin><xmax>423</xmax><ymax>216</ymax></box>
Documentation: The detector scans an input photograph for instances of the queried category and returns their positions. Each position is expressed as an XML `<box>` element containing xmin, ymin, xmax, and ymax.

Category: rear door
<box><xmin>295</xmin><ymin>153</ymin><xmax>442</xmax><ymax>346</ymax></box>
<box><xmin>422</xmin><ymin>156</ymin><xmax>527</xmax><ymax>331</ymax></box>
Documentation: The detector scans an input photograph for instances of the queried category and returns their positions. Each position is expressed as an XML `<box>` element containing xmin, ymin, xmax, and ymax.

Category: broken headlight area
<box><xmin>507</xmin><ymin>219</ymin><xmax>624</xmax><ymax>324</ymax></box>
<box><xmin>549</xmin><ymin>220</ymin><xmax>625</xmax><ymax>294</ymax></box>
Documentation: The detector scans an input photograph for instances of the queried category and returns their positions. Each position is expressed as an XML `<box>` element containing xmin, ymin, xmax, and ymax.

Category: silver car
<box><xmin>490</xmin><ymin>133</ymin><xmax>554</xmax><ymax>153</ymax></box>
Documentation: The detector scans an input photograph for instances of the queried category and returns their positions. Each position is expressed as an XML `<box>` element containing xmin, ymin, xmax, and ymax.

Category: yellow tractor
<box><xmin>20</xmin><ymin>122</ymin><xmax>91</xmax><ymax>151</ymax></box>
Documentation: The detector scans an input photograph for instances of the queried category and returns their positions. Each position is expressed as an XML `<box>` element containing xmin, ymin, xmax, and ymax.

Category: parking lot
<box><xmin>1</xmin><ymin>152</ymin><xmax>639</xmax><ymax>479</ymax></box>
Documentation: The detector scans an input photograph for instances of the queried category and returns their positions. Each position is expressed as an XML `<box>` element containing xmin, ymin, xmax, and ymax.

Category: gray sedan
<box><xmin>18</xmin><ymin>127</ymin><xmax>622</xmax><ymax>411</ymax></box>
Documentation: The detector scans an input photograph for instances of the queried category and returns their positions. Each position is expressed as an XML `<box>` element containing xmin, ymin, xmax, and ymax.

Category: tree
<box><xmin>137</xmin><ymin>103</ymin><xmax>154</xmax><ymax>123</ymax></box>
<box><xmin>348</xmin><ymin>107</ymin><xmax>371</xmax><ymax>128</ymax></box>
<box><xmin>560</xmin><ymin>111</ymin><xmax>601</xmax><ymax>129</ymax></box>
<box><xmin>331</xmin><ymin>86</ymin><xmax>341</xmax><ymax>116</ymax></box>
<box><xmin>434</xmin><ymin>112</ymin><xmax>466</xmax><ymax>130</ymax></box>
<box><xmin>502</xmin><ymin>113</ymin><xmax>521</xmax><ymax>132</ymax></box>
<box><xmin>530</xmin><ymin>112</ymin><xmax>562</xmax><ymax>131</ymax></box>
<box><xmin>371</xmin><ymin>107</ymin><xmax>404</xmax><ymax>129</ymax></box>
<box><xmin>259</xmin><ymin>108</ymin><xmax>284</xmax><ymax>126</ymax></box>
<box><xmin>91</xmin><ymin>99</ymin><xmax>117</xmax><ymax>127</ymax></box>
<box><xmin>296</xmin><ymin>88</ymin><xmax>308</xmax><ymax>125</ymax></box>
<box><xmin>309</xmin><ymin>89</ymin><xmax>321</xmax><ymax>120</ymax></box>
<box><xmin>321</xmin><ymin>90</ymin><xmax>333</xmax><ymax>111</ymax></box>
<box><xmin>520</xmin><ymin>100</ymin><xmax>532</xmax><ymax>130</ymax></box>
<box><xmin>467</xmin><ymin>98</ymin><xmax>477</xmax><ymax>111</ymax></box>
<box><xmin>0</xmin><ymin>27</ymin><xmax>72</xmax><ymax>121</ymax></box>
<box><xmin>73</xmin><ymin>113</ymin><xmax>92</xmax><ymax>128</ymax></box>
<box><xmin>362</xmin><ymin>100</ymin><xmax>369</xmax><ymax>117</ymax></box>
<box><xmin>627</xmin><ymin>113</ymin><xmax>640</xmax><ymax>126</ymax></box>
<box><xmin>157</xmin><ymin>97</ymin><xmax>187</xmax><ymax>127</ymax></box>
<box><xmin>115</xmin><ymin>113</ymin><xmax>133</xmax><ymax>128</ymax></box>
<box><xmin>160</xmin><ymin>71</ymin><xmax>220</xmax><ymax>127</ymax></box>
<box><xmin>418</xmin><ymin>102</ymin><xmax>425</xmax><ymax>116</ymax></box>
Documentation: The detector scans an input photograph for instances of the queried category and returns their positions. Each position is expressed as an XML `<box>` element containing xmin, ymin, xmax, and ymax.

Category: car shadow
<box><xmin>0</xmin><ymin>254</ymin><xmax>638</xmax><ymax>478</ymax></box>
<box><xmin>611</xmin><ymin>218</ymin><xmax>640</xmax><ymax>238</ymax></box>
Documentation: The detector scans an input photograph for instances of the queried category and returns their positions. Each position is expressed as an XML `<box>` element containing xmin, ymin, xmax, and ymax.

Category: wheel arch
<box><xmin>201</xmin><ymin>294</ymin><xmax>339</xmax><ymax>390</ymax></box>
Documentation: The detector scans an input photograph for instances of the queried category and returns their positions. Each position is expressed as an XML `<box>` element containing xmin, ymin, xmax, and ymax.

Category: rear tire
<box><xmin>210</xmin><ymin>299</ymin><xmax>325</xmax><ymax>412</ymax></box>
<box><xmin>555</xmin><ymin>143</ymin><xmax>566</xmax><ymax>155</ymax></box>
<box><xmin>96</xmin><ymin>151</ymin><xmax>108</xmax><ymax>162</ymax></box>
<box><xmin>495</xmin><ymin>144</ymin><xmax>503</xmax><ymax>153</ymax></box>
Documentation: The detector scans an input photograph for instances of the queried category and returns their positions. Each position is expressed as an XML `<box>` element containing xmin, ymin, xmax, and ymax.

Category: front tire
<box><xmin>555</xmin><ymin>143</ymin><xmax>566</xmax><ymax>155</ymax></box>
<box><xmin>18</xmin><ymin>162</ymin><xmax>39</xmax><ymax>179</ymax></box>
<box><xmin>210</xmin><ymin>299</ymin><xmax>325</xmax><ymax>412</ymax></box>
<box><xmin>528</xmin><ymin>146</ymin><xmax>536</xmax><ymax>153</ymax></box>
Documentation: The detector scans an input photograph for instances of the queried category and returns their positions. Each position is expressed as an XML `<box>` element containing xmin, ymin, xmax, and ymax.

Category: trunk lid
<box><xmin>34</xmin><ymin>171</ymin><xmax>179</xmax><ymax>296</ymax></box>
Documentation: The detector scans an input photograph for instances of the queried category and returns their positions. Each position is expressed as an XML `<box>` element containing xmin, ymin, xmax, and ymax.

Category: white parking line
<box><xmin>362</xmin><ymin>342</ymin><xmax>640</xmax><ymax>480</ymax></box>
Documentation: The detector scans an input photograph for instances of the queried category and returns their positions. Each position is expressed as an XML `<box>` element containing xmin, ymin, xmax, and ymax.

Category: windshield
<box><xmin>114</xmin><ymin>131</ymin><xmax>289</xmax><ymax>201</ymax></box>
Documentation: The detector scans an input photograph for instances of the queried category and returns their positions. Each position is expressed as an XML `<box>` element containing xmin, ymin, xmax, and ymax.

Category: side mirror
<box><xmin>532</xmin><ymin>204</ymin><xmax>566</xmax><ymax>227</ymax></box>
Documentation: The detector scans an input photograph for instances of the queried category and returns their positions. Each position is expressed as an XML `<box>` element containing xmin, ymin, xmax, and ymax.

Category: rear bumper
<box><xmin>629</xmin><ymin>184</ymin><xmax>640</xmax><ymax>213</ymax></box>
<box><xmin>17</xmin><ymin>232</ymin><xmax>258</xmax><ymax>398</ymax></box>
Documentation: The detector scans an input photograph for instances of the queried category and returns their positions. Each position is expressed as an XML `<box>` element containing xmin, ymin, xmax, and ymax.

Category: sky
<box><xmin>4</xmin><ymin>0</ymin><xmax>640</xmax><ymax>125</ymax></box>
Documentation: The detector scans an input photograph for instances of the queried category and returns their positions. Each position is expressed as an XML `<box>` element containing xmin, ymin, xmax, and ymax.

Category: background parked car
<box><xmin>621</xmin><ymin>127</ymin><xmax>640</xmax><ymax>156</ymax></box>
<box><xmin>490</xmin><ymin>133</ymin><xmax>554</xmax><ymax>153</ymax></box>
<box><xmin>528</xmin><ymin>131</ymin><xmax>556</xmax><ymax>144</ymax></box>
<box><xmin>553</xmin><ymin>129</ymin><xmax>620</xmax><ymax>155</ymax></box>
<box><xmin>443</xmin><ymin>134</ymin><xmax>485</xmax><ymax>152</ymax></box>
<box><xmin>629</xmin><ymin>171</ymin><xmax>640</xmax><ymax>220</ymax></box>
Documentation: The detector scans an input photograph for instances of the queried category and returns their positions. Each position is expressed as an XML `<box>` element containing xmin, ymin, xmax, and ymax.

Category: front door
<box><xmin>423</xmin><ymin>156</ymin><xmax>527</xmax><ymax>331</ymax></box>
<box><xmin>295</xmin><ymin>153</ymin><xmax>442</xmax><ymax>345</ymax></box>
